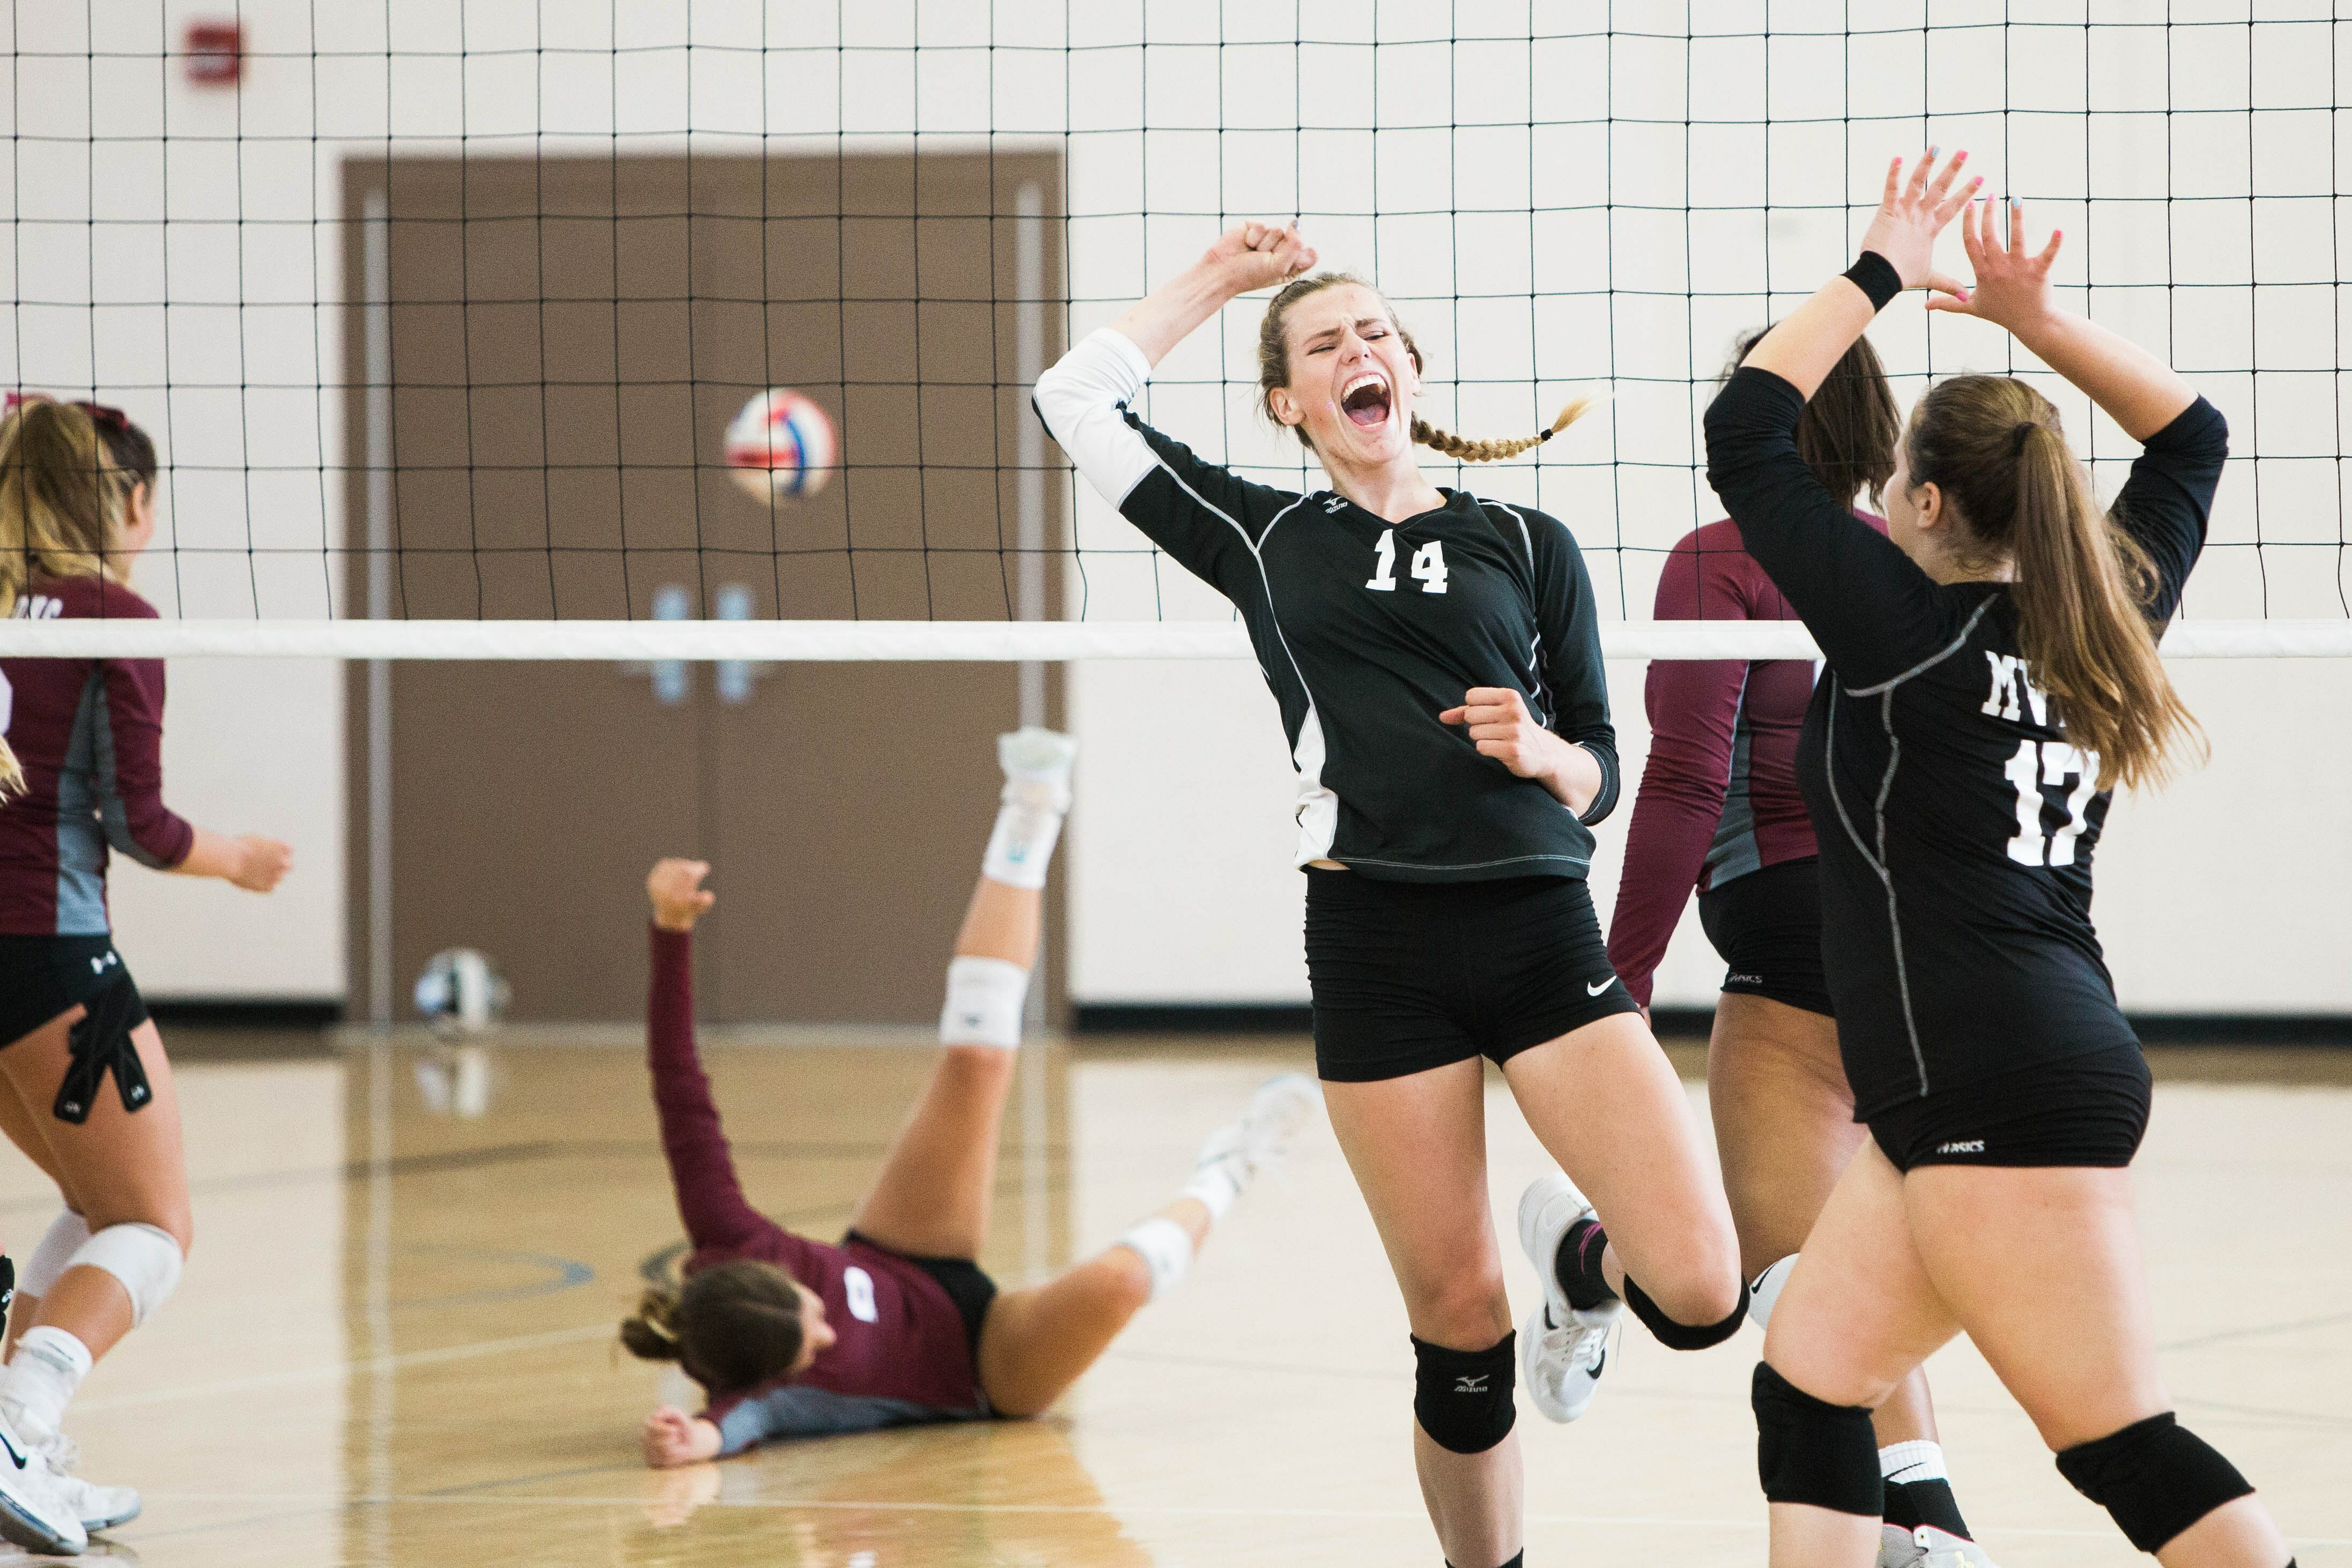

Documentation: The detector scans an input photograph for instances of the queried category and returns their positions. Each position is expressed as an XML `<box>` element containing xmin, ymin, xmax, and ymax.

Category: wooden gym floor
<box><xmin>11</xmin><ymin>1031</ymin><xmax>2348</xmax><ymax>1566</ymax></box>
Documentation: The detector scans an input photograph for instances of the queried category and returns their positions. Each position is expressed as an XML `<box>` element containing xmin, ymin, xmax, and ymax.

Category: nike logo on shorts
<box><xmin>1585</xmin><ymin>978</ymin><xmax>1614</xmax><ymax>997</ymax></box>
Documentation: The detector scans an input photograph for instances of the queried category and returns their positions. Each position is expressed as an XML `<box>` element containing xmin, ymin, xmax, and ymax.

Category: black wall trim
<box><xmin>1075</xmin><ymin>1001</ymin><xmax>2352</xmax><ymax>1046</ymax></box>
<box><xmin>146</xmin><ymin>999</ymin><xmax>345</xmax><ymax>1030</ymax></box>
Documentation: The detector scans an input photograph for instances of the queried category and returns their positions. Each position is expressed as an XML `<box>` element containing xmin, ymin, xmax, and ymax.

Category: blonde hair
<box><xmin>1903</xmin><ymin>375</ymin><xmax>2204</xmax><ymax>790</ymax></box>
<box><xmin>0</xmin><ymin>399</ymin><xmax>144</xmax><ymax>797</ymax></box>
<box><xmin>1257</xmin><ymin>271</ymin><xmax>1594</xmax><ymax>462</ymax></box>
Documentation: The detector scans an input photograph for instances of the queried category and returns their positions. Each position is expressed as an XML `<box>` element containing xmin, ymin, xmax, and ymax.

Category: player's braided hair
<box><xmin>1258</xmin><ymin>271</ymin><xmax>1595</xmax><ymax>462</ymax></box>
<box><xmin>618</xmin><ymin>1258</ymin><xmax>807</xmax><ymax>1393</ymax></box>
<box><xmin>1903</xmin><ymin>374</ymin><xmax>2203</xmax><ymax>791</ymax></box>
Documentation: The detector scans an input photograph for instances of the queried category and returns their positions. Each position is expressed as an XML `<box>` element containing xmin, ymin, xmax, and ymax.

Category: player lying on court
<box><xmin>624</xmin><ymin>729</ymin><xmax>1317</xmax><ymax>1465</ymax></box>
<box><xmin>1708</xmin><ymin>150</ymin><xmax>2297</xmax><ymax>1567</ymax></box>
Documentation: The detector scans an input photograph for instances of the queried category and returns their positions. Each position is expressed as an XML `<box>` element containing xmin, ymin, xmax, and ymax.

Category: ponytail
<box><xmin>1411</xmin><ymin>395</ymin><xmax>1599</xmax><ymax>464</ymax></box>
<box><xmin>1904</xmin><ymin>376</ymin><xmax>2203</xmax><ymax>791</ymax></box>
<box><xmin>618</xmin><ymin>1284</ymin><xmax>687</xmax><ymax>1363</ymax></box>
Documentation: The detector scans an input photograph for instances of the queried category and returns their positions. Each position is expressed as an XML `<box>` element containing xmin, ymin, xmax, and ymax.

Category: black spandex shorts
<box><xmin>842</xmin><ymin>1229</ymin><xmax>998</xmax><ymax>1359</ymax></box>
<box><xmin>0</xmin><ymin>934</ymin><xmax>154</xmax><ymax>1124</ymax></box>
<box><xmin>1305</xmin><ymin>869</ymin><xmax>1639</xmax><ymax>1083</ymax></box>
<box><xmin>1696</xmin><ymin>858</ymin><xmax>1833</xmax><ymax>1019</ymax></box>
<box><xmin>1867</xmin><ymin>1046</ymin><xmax>2153</xmax><ymax>1173</ymax></box>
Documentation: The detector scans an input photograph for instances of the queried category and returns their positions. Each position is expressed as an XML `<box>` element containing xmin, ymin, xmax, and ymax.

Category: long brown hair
<box><xmin>618</xmin><ymin>1258</ymin><xmax>806</xmax><ymax>1393</ymax></box>
<box><xmin>1902</xmin><ymin>375</ymin><xmax>2202</xmax><ymax>789</ymax></box>
<box><xmin>1257</xmin><ymin>271</ymin><xmax>1594</xmax><ymax>461</ymax></box>
<box><xmin>1733</xmin><ymin>326</ymin><xmax>1901</xmax><ymax>505</ymax></box>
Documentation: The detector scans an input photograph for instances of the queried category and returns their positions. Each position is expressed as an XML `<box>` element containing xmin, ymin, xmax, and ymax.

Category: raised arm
<box><xmin>644</xmin><ymin>859</ymin><xmax>775</xmax><ymax>1256</ymax></box>
<box><xmin>1105</xmin><ymin>221</ymin><xmax>1317</xmax><ymax>368</ymax></box>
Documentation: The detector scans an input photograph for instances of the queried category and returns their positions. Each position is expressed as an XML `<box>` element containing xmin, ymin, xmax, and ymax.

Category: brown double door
<box><xmin>343</xmin><ymin>152</ymin><xmax>1065</xmax><ymax>1024</ymax></box>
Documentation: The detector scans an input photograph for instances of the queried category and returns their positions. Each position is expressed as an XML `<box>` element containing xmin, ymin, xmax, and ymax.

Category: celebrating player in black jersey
<box><xmin>1706</xmin><ymin>152</ymin><xmax>2295</xmax><ymax>1568</ymax></box>
<box><xmin>1036</xmin><ymin>223</ymin><xmax>1744</xmax><ymax>1568</ymax></box>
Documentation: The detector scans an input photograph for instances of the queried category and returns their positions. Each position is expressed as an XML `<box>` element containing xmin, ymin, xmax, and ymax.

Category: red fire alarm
<box><xmin>184</xmin><ymin>20</ymin><xmax>243</xmax><ymax>86</ymax></box>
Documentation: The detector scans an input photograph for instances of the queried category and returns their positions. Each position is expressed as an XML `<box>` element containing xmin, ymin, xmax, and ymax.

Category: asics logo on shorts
<box><xmin>1453</xmin><ymin>1373</ymin><xmax>1490</xmax><ymax>1394</ymax></box>
<box><xmin>1585</xmin><ymin>978</ymin><xmax>1614</xmax><ymax>996</ymax></box>
<box><xmin>1935</xmin><ymin>1140</ymin><xmax>1985</xmax><ymax>1155</ymax></box>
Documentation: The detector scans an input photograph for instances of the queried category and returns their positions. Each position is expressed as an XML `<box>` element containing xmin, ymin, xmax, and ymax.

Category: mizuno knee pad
<box><xmin>1626</xmin><ymin>1274</ymin><xmax>1749</xmax><ymax>1350</ymax></box>
<box><xmin>1753</xmin><ymin>1362</ymin><xmax>1882</xmax><ymax>1516</ymax></box>
<box><xmin>1412</xmin><ymin>1332</ymin><xmax>1517</xmax><ymax>1455</ymax></box>
<box><xmin>2056</xmin><ymin>1411</ymin><xmax>2254</xmax><ymax>1554</ymax></box>
<box><xmin>938</xmin><ymin>956</ymin><xmax>1029</xmax><ymax>1049</ymax></box>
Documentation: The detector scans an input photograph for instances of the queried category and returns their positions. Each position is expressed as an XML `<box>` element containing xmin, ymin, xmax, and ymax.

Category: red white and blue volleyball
<box><xmin>724</xmin><ymin>388</ymin><xmax>836</xmax><ymax>502</ymax></box>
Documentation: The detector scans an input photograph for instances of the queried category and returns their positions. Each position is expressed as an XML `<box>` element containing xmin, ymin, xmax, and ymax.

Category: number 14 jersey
<box><xmin>1035</xmin><ymin>328</ymin><xmax>1620</xmax><ymax>883</ymax></box>
<box><xmin>1705</xmin><ymin>367</ymin><xmax>2227</xmax><ymax>1117</ymax></box>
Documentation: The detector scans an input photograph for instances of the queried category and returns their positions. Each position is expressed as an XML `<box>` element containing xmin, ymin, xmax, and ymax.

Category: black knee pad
<box><xmin>2056</xmin><ymin>1412</ymin><xmax>2254</xmax><ymax>1554</ymax></box>
<box><xmin>1752</xmin><ymin>1362</ymin><xmax>1882</xmax><ymax>1516</ymax></box>
<box><xmin>1412</xmin><ymin>1332</ymin><xmax>1517</xmax><ymax>1455</ymax></box>
<box><xmin>1626</xmin><ymin>1274</ymin><xmax>1749</xmax><ymax>1350</ymax></box>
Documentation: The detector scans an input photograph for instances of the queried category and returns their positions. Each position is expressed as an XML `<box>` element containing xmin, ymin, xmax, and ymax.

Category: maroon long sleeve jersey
<box><xmin>1604</xmin><ymin>516</ymin><xmax>1883</xmax><ymax>1007</ymax></box>
<box><xmin>644</xmin><ymin>926</ymin><xmax>989</xmax><ymax>1453</ymax></box>
<box><xmin>0</xmin><ymin>577</ymin><xmax>194</xmax><ymax>934</ymax></box>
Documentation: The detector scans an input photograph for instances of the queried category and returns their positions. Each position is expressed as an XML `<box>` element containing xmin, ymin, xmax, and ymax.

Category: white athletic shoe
<box><xmin>997</xmin><ymin>727</ymin><xmax>1078</xmax><ymax>813</ymax></box>
<box><xmin>6</xmin><ymin>1415</ymin><xmax>139</xmax><ymax>1535</ymax></box>
<box><xmin>1879</xmin><ymin>1524</ymin><xmax>2001</xmax><ymax>1568</ymax></box>
<box><xmin>1516</xmin><ymin>1172</ymin><xmax>1620</xmax><ymax>1424</ymax></box>
<box><xmin>0</xmin><ymin>1408</ymin><xmax>86</xmax><ymax>1555</ymax></box>
<box><xmin>1195</xmin><ymin>1073</ymin><xmax>1321</xmax><ymax>1187</ymax></box>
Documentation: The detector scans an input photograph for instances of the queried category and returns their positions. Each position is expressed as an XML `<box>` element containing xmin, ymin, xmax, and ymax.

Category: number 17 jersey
<box><xmin>1705</xmin><ymin>367</ymin><xmax>2227</xmax><ymax>1117</ymax></box>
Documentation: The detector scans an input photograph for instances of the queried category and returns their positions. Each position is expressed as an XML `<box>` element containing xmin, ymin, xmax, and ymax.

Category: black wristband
<box><xmin>1842</xmin><ymin>250</ymin><xmax>1903</xmax><ymax>312</ymax></box>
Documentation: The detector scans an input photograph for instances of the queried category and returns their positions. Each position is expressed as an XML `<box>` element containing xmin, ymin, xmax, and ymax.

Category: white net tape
<box><xmin>0</xmin><ymin>620</ymin><xmax>2340</xmax><ymax>662</ymax></box>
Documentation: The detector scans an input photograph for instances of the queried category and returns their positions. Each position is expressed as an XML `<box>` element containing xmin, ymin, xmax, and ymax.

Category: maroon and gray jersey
<box><xmin>0</xmin><ymin>577</ymin><xmax>192</xmax><ymax>935</ymax></box>
<box><xmin>644</xmin><ymin>926</ymin><xmax>988</xmax><ymax>1452</ymax></box>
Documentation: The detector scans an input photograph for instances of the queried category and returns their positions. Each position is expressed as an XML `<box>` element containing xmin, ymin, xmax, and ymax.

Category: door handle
<box><xmin>621</xmin><ymin>583</ymin><xmax>693</xmax><ymax>705</ymax></box>
<box><xmin>714</xmin><ymin>583</ymin><xmax>767</xmax><ymax>705</ymax></box>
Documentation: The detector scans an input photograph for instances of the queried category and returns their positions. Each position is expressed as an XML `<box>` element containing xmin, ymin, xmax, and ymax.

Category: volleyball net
<box><xmin>4</xmin><ymin>4</ymin><xmax>2348</xmax><ymax>660</ymax></box>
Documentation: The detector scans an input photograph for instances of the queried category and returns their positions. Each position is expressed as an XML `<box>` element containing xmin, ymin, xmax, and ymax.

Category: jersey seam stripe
<box><xmin>1332</xmin><ymin>852</ymin><xmax>1591</xmax><ymax>871</ymax></box>
<box><xmin>1490</xmin><ymin>501</ymin><xmax>1556</xmax><ymax>724</ymax></box>
<box><xmin>1842</xmin><ymin>599</ymin><xmax>1996</xmax><ymax>697</ymax></box>
<box><xmin>1140</xmin><ymin>458</ymin><xmax>1334</xmax><ymax>857</ymax></box>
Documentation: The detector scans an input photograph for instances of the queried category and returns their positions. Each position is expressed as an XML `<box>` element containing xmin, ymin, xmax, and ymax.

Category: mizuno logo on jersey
<box><xmin>1322</xmin><ymin>494</ymin><xmax>1348</xmax><ymax>514</ymax></box>
<box><xmin>1935</xmin><ymin>1140</ymin><xmax>1985</xmax><ymax>1155</ymax></box>
<box><xmin>1453</xmin><ymin>1374</ymin><xmax>1490</xmax><ymax>1394</ymax></box>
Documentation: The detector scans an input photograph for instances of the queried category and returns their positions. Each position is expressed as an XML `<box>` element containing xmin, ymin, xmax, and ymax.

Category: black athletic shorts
<box><xmin>1867</xmin><ymin>1045</ymin><xmax>2153</xmax><ymax>1173</ymax></box>
<box><xmin>1305</xmin><ymin>868</ymin><xmax>1639</xmax><ymax>1083</ymax></box>
<box><xmin>1697</xmin><ymin>857</ymin><xmax>1833</xmax><ymax>1019</ymax></box>
<box><xmin>0</xmin><ymin>934</ymin><xmax>154</xmax><ymax>1125</ymax></box>
<box><xmin>842</xmin><ymin>1229</ymin><xmax>998</xmax><ymax>1359</ymax></box>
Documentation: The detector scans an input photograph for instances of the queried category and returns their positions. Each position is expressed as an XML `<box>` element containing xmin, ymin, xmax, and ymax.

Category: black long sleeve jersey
<box><xmin>1705</xmin><ymin>365</ymin><xmax>2225</xmax><ymax>1117</ymax></box>
<box><xmin>1035</xmin><ymin>328</ymin><xmax>1620</xmax><ymax>882</ymax></box>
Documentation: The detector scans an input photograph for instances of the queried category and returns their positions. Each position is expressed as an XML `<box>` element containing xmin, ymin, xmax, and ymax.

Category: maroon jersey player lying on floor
<box><xmin>625</xmin><ymin>727</ymin><xmax>1317</xmax><ymax>1464</ymax></box>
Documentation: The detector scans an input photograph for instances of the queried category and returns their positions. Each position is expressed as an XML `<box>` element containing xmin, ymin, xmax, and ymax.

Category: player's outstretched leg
<box><xmin>977</xmin><ymin>1072</ymin><xmax>1319</xmax><ymax>1417</ymax></box>
<box><xmin>848</xmin><ymin>729</ymin><xmax>1075</xmax><ymax>1262</ymax></box>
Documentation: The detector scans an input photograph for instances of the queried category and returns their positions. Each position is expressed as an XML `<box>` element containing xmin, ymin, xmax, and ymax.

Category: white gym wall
<box><xmin>5</xmin><ymin>2</ymin><xmax>2344</xmax><ymax>1013</ymax></box>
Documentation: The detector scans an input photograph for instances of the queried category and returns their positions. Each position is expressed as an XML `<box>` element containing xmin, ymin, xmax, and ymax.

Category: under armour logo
<box><xmin>1453</xmin><ymin>1374</ymin><xmax>1490</xmax><ymax>1394</ymax></box>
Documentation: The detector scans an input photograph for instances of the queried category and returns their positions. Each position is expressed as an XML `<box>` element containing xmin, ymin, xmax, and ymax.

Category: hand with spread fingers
<box><xmin>1929</xmin><ymin>196</ymin><xmax>2062</xmax><ymax>335</ymax></box>
<box><xmin>1856</xmin><ymin>146</ymin><xmax>1980</xmax><ymax>300</ymax></box>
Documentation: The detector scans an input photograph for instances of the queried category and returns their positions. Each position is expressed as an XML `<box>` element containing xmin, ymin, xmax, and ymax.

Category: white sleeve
<box><xmin>1032</xmin><ymin>327</ymin><xmax>1159</xmax><ymax>508</ymax></box>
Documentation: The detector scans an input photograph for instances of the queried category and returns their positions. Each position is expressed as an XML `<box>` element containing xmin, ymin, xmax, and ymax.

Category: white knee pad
<box><xmin>69</xmin><ymin>1222</ymin><xmax>183</xmax><ymax>1328</ymax></box>
<box><xmin>938</xmin><ymin>956</ymin><xmax>1030</xmax><ymax>1050</ymax></box>
<box><xmin>18</xmin><ymin>1211</ymin><xmax>92</xmax><ymax>1299</ymax></box>
<box><xmin>1748</xmin><ymin>1254</ymin><xmax>1797</xmax><ymax>1334</ymax></box>
<box><xmin>1114</xmin><ymin>1217</ymin><xmax>1194</xmax><ymax>1301</ymax></box>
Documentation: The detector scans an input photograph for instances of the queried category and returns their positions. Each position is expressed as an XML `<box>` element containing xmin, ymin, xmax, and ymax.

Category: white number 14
<box><xmin>1364</xmin><ymin>531</ymin><xmax>1448</xmax><ymax>594</ymax></box>
<box><xmin>2003</xmin><ymin>739</ymin><xmax>2098</xmax><ymax>867</ymax></box>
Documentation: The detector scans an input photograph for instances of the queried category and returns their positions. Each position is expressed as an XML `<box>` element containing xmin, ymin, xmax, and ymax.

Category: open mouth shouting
<box><xmin>1341</xmin><ymin>371</ymin><xmax>1393</xmax><ymax>431</ymax></box>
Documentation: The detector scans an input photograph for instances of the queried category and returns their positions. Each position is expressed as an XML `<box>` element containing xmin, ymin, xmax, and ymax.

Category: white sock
<box><xmin>1115</xmin><ymin>1216</ymin><xmax>1196</xmax><ymax>1301</ymax></box>
<box><xmin>981</xmin><ymin>792</ymin><xmax>1066</xmax><ymax>890</ymax></box>
<box><xmin>1</xmin><ymin>1326</ymin><xmax>93</xmax><ymax>1443</ymax></box>
<box><xmin>1178</xmin><ymin>1129</ymin><xmax>1247</xmax><ymax>1220</ymax></box>
<box><xmin>1880</xmin><ymin>1439</ymin><xmax>1949</xmax><ymax>1484</ymax></box>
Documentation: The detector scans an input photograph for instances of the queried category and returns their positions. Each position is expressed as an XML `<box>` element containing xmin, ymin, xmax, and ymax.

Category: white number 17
<box><xmin>2003</xmin><ymin>739</ymin><xmax>2098</xmax><ymax>866</ymax></box>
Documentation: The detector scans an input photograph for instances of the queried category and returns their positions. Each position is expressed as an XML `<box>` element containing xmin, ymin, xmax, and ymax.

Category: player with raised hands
<box><xmin>1036</xmin><ymin>222</ymin><xmax>1746</xmax><ymax>1568</ymax></box>
<box><xmin>1705</xmin><ymin>150</ymin><xmax>2296</xmax><ymax>1568</ymax></box>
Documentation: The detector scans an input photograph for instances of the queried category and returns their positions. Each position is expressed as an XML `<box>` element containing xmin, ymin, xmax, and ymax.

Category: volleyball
<box><xmin>724</xmin><ymin>388</ymin><xmax>836</xmax><ymax>502</ymax></box>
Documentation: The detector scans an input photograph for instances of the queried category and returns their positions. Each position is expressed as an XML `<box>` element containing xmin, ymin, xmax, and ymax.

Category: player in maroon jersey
<box><xmin>0</xmin><ymin>396</ymin><xmax>292</xmax><ymax>1546</ymax></box>
<box><xmin>1607</xmin><ymin>336</ymin><xmax>1995</xmax><ymax>1567</ymax></box>
<box><xmin>625</xmin><ymin>730</ymin><xmax>1317</xmax><ymax>1464</ymax></box>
